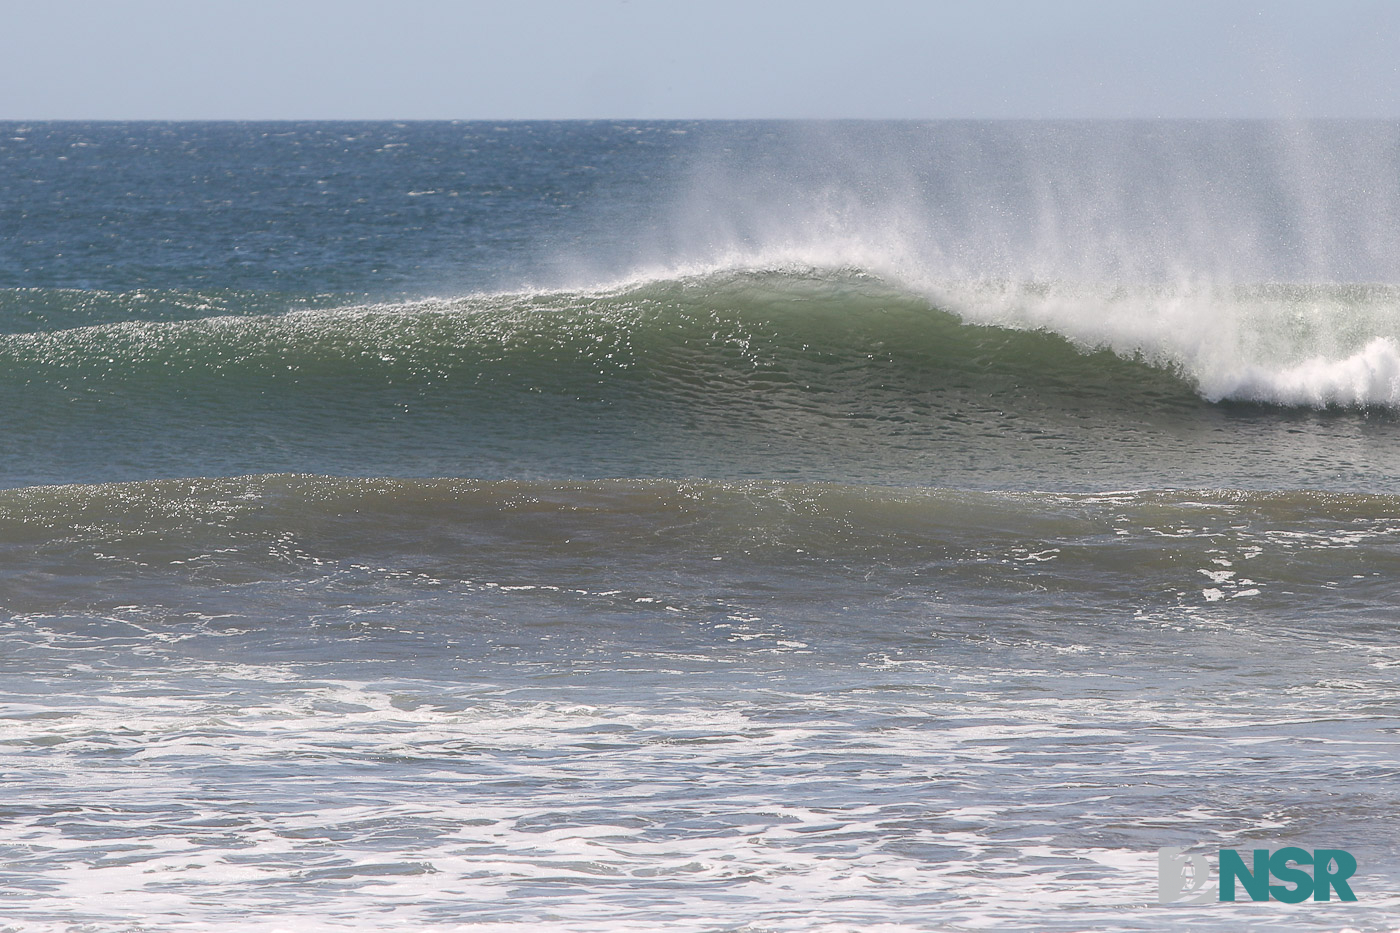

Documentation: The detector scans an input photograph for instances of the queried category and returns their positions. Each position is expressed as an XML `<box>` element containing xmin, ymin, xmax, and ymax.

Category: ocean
<box><xmin>1</xmin><ymin>120</ymin><xmax>1398</xmax><ymax>931</ymax></box>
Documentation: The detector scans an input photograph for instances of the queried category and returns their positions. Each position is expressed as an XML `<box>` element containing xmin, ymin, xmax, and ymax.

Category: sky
<box><xmin>4</xmin><ymin>0</ymin><xmax>1399</xmax><ymax>120</ymax></box>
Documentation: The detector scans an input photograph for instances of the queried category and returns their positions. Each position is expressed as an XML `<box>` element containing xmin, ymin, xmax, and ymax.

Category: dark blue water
<box><xmin>1</xmin><ymin>121</ymin><xmax>706</xmax><ymax>296</ymax></box>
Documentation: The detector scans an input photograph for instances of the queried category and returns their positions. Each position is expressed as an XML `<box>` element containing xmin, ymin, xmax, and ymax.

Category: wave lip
<box><xmin>1199</xmin><ymin>336</ymin><xmax>1400</xmax><ymax>407</ymax></box>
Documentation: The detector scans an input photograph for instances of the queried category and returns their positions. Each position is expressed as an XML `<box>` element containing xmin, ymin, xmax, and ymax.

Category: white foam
<box><xmin>4</xmin><ymin>649</ymin><xmax>1399</xmax><ymax>931</ymax></box>
<box><xmin>1199</xmin><ymin>336</ymin><xmax>1400</xmax><ymax>406</ymax></box>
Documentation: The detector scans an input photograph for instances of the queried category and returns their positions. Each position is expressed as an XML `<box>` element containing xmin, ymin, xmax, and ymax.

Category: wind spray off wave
<box><xmin>583</xmin><ymin>120</ymin><xmax>1400</xmax><ymax>411</ymax></box>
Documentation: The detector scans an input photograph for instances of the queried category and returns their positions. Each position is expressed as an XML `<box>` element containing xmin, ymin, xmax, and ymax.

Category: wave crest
<box><xmin>5</xmin><ymin>269</ymin><xmax>1400</xmax><ymax>412</ymax></box>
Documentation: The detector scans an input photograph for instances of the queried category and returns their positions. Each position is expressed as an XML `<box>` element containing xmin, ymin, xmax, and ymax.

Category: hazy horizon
<box><xmin>6</xmin><ymin>0</ymin><xmax>1399</xmax><ymax>120</ymax></box>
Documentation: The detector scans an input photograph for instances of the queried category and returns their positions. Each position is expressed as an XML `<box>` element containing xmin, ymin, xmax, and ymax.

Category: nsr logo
<box><xmin>1159</xmin><ymin>847</ymin><xmax>1358</xmax><ymax>904</ymax></box>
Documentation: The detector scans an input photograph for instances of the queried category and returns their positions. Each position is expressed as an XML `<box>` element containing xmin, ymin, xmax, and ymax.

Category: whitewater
<box><xmin>1</xmin><ymin>120</ymin><xmax>1399</xmax><ymax>931</ymax></box>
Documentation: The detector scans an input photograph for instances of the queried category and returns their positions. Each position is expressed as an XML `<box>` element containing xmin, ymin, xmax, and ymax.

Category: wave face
<box><xmin>4</xmin><ymin>271</ymin><xmax>1400</xmax><ymax>491</ymax></box>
